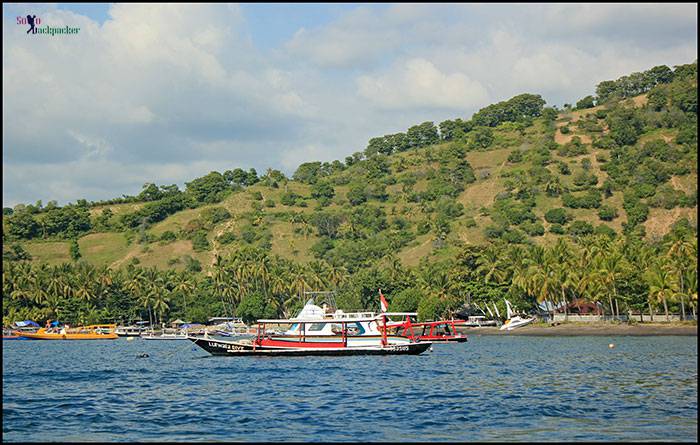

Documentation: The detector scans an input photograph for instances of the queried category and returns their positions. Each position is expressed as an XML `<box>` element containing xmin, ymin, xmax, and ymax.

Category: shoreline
<box><xmin>456</xmin><ymin>322</ymin><xmax>697</xmax><ymax>336</ymax></box>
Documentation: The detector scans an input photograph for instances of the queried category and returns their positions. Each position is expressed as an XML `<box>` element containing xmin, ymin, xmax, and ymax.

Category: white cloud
<box><xmin>357</xmin><ymin>58</ymin><xmax>489</xmax><ymax>110</ymax></box>
<box><xmin>2</xmin><ymin>3</ymin><xmax>697</xmax><ymax>207</ymax></box>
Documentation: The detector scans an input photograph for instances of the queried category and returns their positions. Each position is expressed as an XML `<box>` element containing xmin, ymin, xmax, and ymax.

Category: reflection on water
<box><xmin>3</xmin><ymin>336</ymin><xmax>697</xmax><ymax>442</ymax></box>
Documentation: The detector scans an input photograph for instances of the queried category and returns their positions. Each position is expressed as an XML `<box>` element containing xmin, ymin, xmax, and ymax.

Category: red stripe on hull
<box><xmin>259</xmin><ymin>338</ymin><xmax>346</xmax><ymax>348</ymax></box>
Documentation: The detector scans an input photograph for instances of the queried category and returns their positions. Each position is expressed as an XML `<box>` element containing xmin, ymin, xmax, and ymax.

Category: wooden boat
<box><xmin>379</xmin><ymin>290</ymin><xmax>468</xmax><ymax>342</ymax></box>
<box><xmin>388</xmin><ymin>317</ymin><xmax>468</xmax><ymax>343</ymax></box>
<box><xmin>190</xmin><ymin>312</ymin><xmax>432</xmax><ymax>357</ymax></box>
<box><xmin>20</xmin><ymin>324</ymin><xmax>118</xmax><ymax>340</ymax></box>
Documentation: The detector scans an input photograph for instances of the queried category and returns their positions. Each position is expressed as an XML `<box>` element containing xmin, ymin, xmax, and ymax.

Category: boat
<box><xmin>499</xmin><ymin>299</ymin><xmax>536</xmax><ymax>331</ymax></box>
<box><xmin>141</xmin><ymin>328</ymin><xmax>188</xmax><ymax>340</ymax></box>
<box><xmin>2</xmin><ymin>320</ymin><xmax>40</xmax><ymax>339</ymax></box>
<box><xmin>388</xmin><ymin>317</ymin><xmax>468</xmax><ymax>343</ymax></box>
<box><xmin>116</xmin><ymin>324</ymin><xmax>148</xmax><ymax>337</ymax></box>
<box><xmin>189</xmin><ymin>295</ymin><xmax>432</xmax><ymax>356</ymax></box>
<box><xmin>379</xmin><ymin>290</ymin><xmax>468</xmax><ymax>342</ymax></box>
<box><xmin>3</xmin><ymin>328</ymin><xmax>26</xmax><ymax>340</ymax></box>
<box><xmin>20</xmin><ymin>324</ymin><xmax>119</xmax><ymax>340</ymax></box>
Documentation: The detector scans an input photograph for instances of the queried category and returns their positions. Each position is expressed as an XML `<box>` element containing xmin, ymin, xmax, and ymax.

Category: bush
<box><xmin>544</xmin><ymin>208</ymin><xmax>572</xmax><ymax>225</ymax></box>
<box><xmin>567</xmin><ymin>220</ymin><xmax>594</xmax><ymax>236</ymax></box>
<box><xmin>549</xmin><ymin>224</ymin><xmax>565</xmax><ymax>234</ymax></box>
<box><xmin>191</xmin><ymin>231</ymin><xmax>211</xmax><ymax>251</ymax></box>
<box><xmin>521</xmin><ymin>221</ymin><xmax>545</xmax><ymax>237</ymax></box>
<box><xmin>160</xmin><ymin>231</ymin><xmax>177</xmax><ymax>242</ymax></box>
<box><xmin>264</xmin><ymin>199</ymin><xmax>276</xmax><ymax>208</ymax></box>
<box><xmin>416</xmin><ymin>220</ymin><xmax>431</xmax><ymax>235</ymax></box>
<box><xmin>597</xmin><ymin>205</ymin><xmax>618</xmax><ymax>221</ymax></box>
<box><xmin>217</xmin><ymin>232</ymin><xmax>237</xmax><ymax>245</ymax></box>
<box><xmin>507</xmin><ymin>150</ymin><xmax>523</xmax><ymax>163</ymax></box>
<box><xmin>595</xmin><ymin>224</ymin><xmax>617</xmax><ymax>238</ymax></box>
<box><xmin>562</xmin><ymin>190</ymin><xmax>602</xmax><ymax>209</ymax></box>
<box><xmin>280</xmin><ymin>191</ymin><xmax>301</xmax><ymax>206</ymax></box>
<box><xmin>201</xmin><ymin>207</ymin><xmax>231</xmax><ymax>225</ymax></box>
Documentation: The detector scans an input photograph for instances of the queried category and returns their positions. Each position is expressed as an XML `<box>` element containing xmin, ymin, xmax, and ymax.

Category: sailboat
<box><xmin>499</xmin><ymin>299</ymin><xmax>535</xmax><ymax>331</ymax></box>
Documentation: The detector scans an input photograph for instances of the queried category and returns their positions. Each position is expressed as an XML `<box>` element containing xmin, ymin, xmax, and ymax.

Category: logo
<box><xmin>17</xmin><ymin>14</ymin><xmax>80</xmax><ymax>36</ymax></box>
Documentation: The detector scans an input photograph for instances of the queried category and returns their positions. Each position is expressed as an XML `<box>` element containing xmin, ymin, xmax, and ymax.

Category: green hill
<box><xmin>3</xmin><ymin>61</ymin><xmax>697</xmax><ymax>326</ymax></box>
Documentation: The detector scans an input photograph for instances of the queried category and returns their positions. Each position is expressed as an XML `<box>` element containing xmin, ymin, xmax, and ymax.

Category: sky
<box><xmin>2</xmin><ymin>3</ymin><xmax>697</xmax><ymax>207</ymax></box>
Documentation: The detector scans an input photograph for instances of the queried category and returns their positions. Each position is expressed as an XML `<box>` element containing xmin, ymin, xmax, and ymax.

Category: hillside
<box><xmin>8</xmin><ymin>87</ymin><xmax>696</xmax><ymax>272</ymax></box>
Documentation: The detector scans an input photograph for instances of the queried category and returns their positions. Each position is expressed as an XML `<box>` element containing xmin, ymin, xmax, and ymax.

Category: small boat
<box><xmin>499</xmin><ymin>299</ymin><xmax>536</xmax><ymax>331</ymax></box>
<box><xmin>3</xmin><ymin>329</ymin><xmax>26</xmax><ymax>340</ymax></box>
<box><xmin>116</xmin><ymin>325</ymin><xmax>147</xmax><ymax>337</ymax></box>
<box><xmin>20</xmin><ymin>324</ymin><xmax>119</xmax><ymax>340</ymax></box>
<box><xmin>388</xmin><ymin>318</ymin><xmax>468</xmax><ymax>343</ymax></box>
<box><xmin>379</xmin><ymin>290</ymin><xmax>468</xmax><ymax>342</ymax></box>
<box><xmin>141</xmin><ymin>328</ymin><xmax>188</xmax><ymax>340</ymax></box>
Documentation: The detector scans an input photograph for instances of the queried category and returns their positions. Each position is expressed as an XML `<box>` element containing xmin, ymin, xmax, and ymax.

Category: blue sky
<box><xmin>2</xmin><ymin>3</ymin><xmax>697</xmax><ymax>207</ymax></box>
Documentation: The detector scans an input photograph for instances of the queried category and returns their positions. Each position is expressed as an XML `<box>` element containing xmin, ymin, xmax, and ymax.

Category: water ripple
<box><xmin>3</xmin><ymin>336</ymin><xmax>697</xmax><ymax>442</ymax></box>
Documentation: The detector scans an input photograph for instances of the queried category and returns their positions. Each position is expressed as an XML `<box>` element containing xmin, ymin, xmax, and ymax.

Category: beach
<box><xmin>457</xmin><ymin>322</ymin><xmax>698</xmax><ymax>336</ymax></box>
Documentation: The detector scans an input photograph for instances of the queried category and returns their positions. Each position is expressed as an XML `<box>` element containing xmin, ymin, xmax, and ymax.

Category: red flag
<box><xmin>379</xmin><ymin>289</ymin><xmax>389</xmax><ymax>312</ymax></box>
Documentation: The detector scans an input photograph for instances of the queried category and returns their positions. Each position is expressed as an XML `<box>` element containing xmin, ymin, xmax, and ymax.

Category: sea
<box><xmin>2</xmin><ymin>335</ymin><xmax>697</xmax><ymax>442</ymax></box>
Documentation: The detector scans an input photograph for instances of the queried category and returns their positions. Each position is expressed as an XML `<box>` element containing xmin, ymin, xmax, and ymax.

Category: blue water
<box><xmin>3</xmin><ymin>336</ymin><xmax>697</xmax><ymax>442</ymax></box>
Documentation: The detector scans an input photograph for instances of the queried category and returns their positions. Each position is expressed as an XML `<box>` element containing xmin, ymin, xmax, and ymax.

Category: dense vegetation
<box><xmin>3</xmin><ymin>61</ymin><xmax>697</xmax><ymax>326</ymax></box>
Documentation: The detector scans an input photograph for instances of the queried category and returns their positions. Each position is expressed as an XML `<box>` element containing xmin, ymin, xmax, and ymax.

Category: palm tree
<box><xmin>172</xmin><ymin>272</ymin><xmax>195</xmax><ymax>318</ymax></box>
<box><xmin>665</xmin><ymin>239</ymin><xmax>695</xmax><ymax>320</ymax></box>
<box><xmin>594</xmin><ymin>251</ymin><xmax>628</xmax><ymax>318</ymax></box>
<box><xmin>475</xmin><ymin>244</ymin><xmax>507</xmax><ymax>285</ymax></box>
<box><xmin>646</xmin><ymin>261</ymin><xmax>674</xmax><ymax>322</ymax></box>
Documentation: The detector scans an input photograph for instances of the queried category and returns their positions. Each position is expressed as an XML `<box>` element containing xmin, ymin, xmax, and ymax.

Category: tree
<box><xmin>70</xmin><ymin>239</ymin><xmax>81</xmax><ymax>262</ymax></box>
<box><xmin>310</xmin><ymin>181</ymin><xmax>335</xmax><ymax>200</ymax></box>
<box><xmin>576</xmin><ymin>95</ymin><xmax>596</xmax><ymax>110</ymax></box>
<box><xmin>646</xmin><ymin>261</ymin><xmax>673</xmax><ymax>322</ymax></box>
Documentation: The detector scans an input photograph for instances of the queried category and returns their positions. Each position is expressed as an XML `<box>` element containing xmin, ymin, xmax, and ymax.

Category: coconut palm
<box><xmin>646</xmin><ymin>261</ymin><xmax>674</xmax><ymax>322</ymax></box>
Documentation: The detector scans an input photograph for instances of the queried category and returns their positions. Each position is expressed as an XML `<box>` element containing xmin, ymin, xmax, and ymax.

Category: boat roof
<box><xmin>257</xmin><ymin>317</ymin><xmax>384</xmax><ymax>324</ymax></box>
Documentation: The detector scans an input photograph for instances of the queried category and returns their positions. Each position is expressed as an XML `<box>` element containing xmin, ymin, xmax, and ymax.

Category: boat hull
<box><xmin>417</xmin><ymin>335</ymin><xmax>468</xmax><ymax>343</ymax></box>
<box><xmin>20</xmin><ymin>333</ymin><xmax>118</xmax><ymax>340</ymax></box>
<box><xmin>189</xmin><ymin>337</ymin><xmax>432</xmax><ymax>357</ymax></box>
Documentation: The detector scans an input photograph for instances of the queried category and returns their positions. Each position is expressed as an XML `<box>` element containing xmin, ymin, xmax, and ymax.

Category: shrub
<box><xmin>521</xmin><ymin>221</ymin><xmax>545</xmax><ymax>237</ymax></box>
<box><xmin>217</xmin><ymin>232</ymin><xmax>237</xmax><ymax>245</ymax></box>
<box><xmin>201</xmin><ymin>207</ymin><xmax>231</xmax><ymax>225</ymax></box>
<box><xmin>597</xmin><ymin>205</ymin><xmax>618</xmax><ymax>221</ymax></box>
<box><xmin>544</xmin><ymin>208</ymin><xmax>572</xmax><ymax>225</ymax></box>
<box><xmin>562</xmin><ymin>190</ymin><xmax>602</xmax><ymax>209</ymax></box>
<box><xmin>568</xmin><ymin>220</ymin><xmax>594</xmax><ymax>236</ymax></box>
<box><xmin>595</xmin><ymin>224</ymin><xmax>617</xmax><ymax>238</ymax></box>
<box><xmin>508</xmin><ymin>150</ymin><xmax>524</xmax><ymax>163</ymax></box>
<box><xmin>280</xmin><ymin>192</ymin><xmax>300</xmax><ymax>206</ymax></box>
<box><xmin>159</xmin><ymin>231</ymin><xmax>177</xmax><ymax>242</ymax></box>
<box><xmin>191</xmin><ymin>231</ymin><xmax>211</xmax><ymax>252</ymax></box>
<box><xmin>549</xmin><ymin>224</ymin><xmax>565</xmax><ymax>234</ymax></box>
